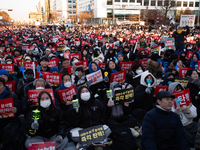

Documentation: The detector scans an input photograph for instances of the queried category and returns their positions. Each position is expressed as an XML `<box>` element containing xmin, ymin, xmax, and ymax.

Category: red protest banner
<box><xmin>186</xmin><ymin>51</ymin><xmax>193</xmax><ymax>59</ymax></box>
<box><xmin>179</xmin><ymin>67</ymin><xmax>192</xmax><ymax>78</ymax></box>
<box><xmin>6</xmin><ymin>81</ymin><xmax>16</xmax><ymax>92</ymax></box>
<box><xmin>119</xmin><ymin>62</ymin><xmax>135</xmax><ymax>71</ymax></box>
<box><xmin>28</xmin><ymin>141</ymin><xmax>56</xmax><ymax>150</ymax></box>
<box><xmin>110</xmin><ymin>70</ymin><xmax>126</xmax><ymax>84</ymax></box>
<box><xmin>57</xmin><ymin>85</ymin><xmax>77</xmax><ymax>105</ymax></box>
<box><xmin>43</xmin><ymin>43</ymin><xmax>48</xmax><ymax>47</ymax></box>
<box><xmin>75</xmin><ymin>60</ymin><xmax>88</xmax><ymax>70</ymax></box>
<box><xmin>28</xmin><ymin>89</ymin><xmax>55</xmax><ymax>105</ymax></box>
<box><xmin>86</xmin><ymin>70</ymin><xmax>103</xmax><ymax>85</ymax></box>
<box><xmin>153</xmin><ymin>85</ymin><xmax>168</xmax><ymax>96</ymax></box>
<box><xmin>55</xmin><ymin>41</ymin><xmax>63</xmax><ymax>47</ymax></box>
<box><xmin>4</xmin><ymin>40</ymin><xmax>8</xmax><ymax>45</ymax></box>
<box><xmin>0</xmin><ymin>64</ymin><xmax>14</xmax><ymax>73</ymax></box>
<box><xmin>99</xmin><ymin>63</ymin><xmax>106</xmax><ymax>70</ymax></box>
<box><xmin>0</xmin><ymin>98</ymin><xmax>15</xmax><ymax>118</ymax></box>
<box><xmin>20</xmin><ymin>44</ymin><xmax>30</xmax><ymax>50</ymax></box>
<box><xmin>12</xmin><ymin>35</ymin><xmax>17</xmax><ymax>39</ymax></box>
<box><xmin>97</xmin><ymin>35</ymin><xmax>103</xmax><ymax>40</ymax></box>
<box><xmin>139</xmin><ymin>58</ymin><xmax>149</xmax><ymax>68</ymax></box>
<box><xmin>106</xmin><ymin>43</ymin><xmax>114</xmax><ymax>48</ymax></box>
<box><xmin>24</xmin><ymin>62</ymin><xmax>38</xmax><ymax>70</ymax></box>
<box><xmin>13</xmin><ymin>55</ymin><xmax>23</xmax><ymax>65</ymax></box>
<box><xmin>173</xmin><ymin>88</ymin><xmax>191</xmax><ymax>109</ymax></box>
<box><xmin>48</xmin><ymin>58</ymin><xmax>59</xmax><ymax>68</ymax></box>
<box><xmin>51</xmin><ymin>46</ymin><xmax>57</xmax><ymax>53</ymax></box>
<box><xmin>129</xmin><ymin>39</ymin><xmax>137</xmax><ymax>45</ymax></box>
<box><xmin>15</xmin><ymin>40</ymin><xmax>20</xmax><ymax>46</ymax></box>
<box><xmin>68</xmin><ymin>53</ymin><xmax>81</xmax><ymax>60</ymax></box>
<box><xmin>75</xmin><ymin>41</ymin><xmax>80</xmax><ymax>46</ymax></box>
<box><xmin>81</xmin><ymin>41</ymin><xmax>88</xmax><ymax>46</ymax></box>
<box><xmin>43</xmin><ymin>72</ymin><xmax>62</xmax><ymax>85</ymax></box>
<box><xmin>2</xmin><ymin>52</ymin><xmax>13</xmax><ymax>57</ymax></box>
<box><xmin>36</xmin><ymin>71</ymin><xmax>49</xmax><ymax>79</ymax></box>
<box><xmin>67</xmin><ymin>66</ymin><xmax>73</xmax><ymax>74</ymax></box>
<box><xmin>90</xmin><ymin>34</ymin><xmax>96</xmax><ymax>38</ymax></box>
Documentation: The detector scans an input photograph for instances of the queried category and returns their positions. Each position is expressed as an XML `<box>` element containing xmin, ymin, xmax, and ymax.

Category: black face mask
<box><xmin>167</xmin><ymin>78</ymin><xmax>174</xmax><ymax>82</ymax></box>
<box><xmin>26</xmin><ymin>74</ymin><xmax>34</xmax><ymax>82</ymax></box>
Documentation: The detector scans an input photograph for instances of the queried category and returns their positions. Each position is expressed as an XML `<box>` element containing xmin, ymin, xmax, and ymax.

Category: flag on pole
<box><xmin>86</xmin><ymin>4</ymin><xmax>91</xmax><ymax>14</ymax></box>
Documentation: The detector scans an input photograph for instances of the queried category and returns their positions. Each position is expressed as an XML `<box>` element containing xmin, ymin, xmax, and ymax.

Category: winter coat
<box><xmin>142</xmin><ymin>106</ymin><xmax>189</xmax><ymax>150</ymax></box>
<box><xmin>146</xmin><ymin>59</ymin><xmax>162</xmax><ymax>78</ymax></box>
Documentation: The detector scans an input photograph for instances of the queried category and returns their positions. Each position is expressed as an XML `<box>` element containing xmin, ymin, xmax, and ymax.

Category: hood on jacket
<box><xmin>109</xmin><ymin>82</ymin><xmax>119</xmax><ymax>98</ymax></box>
<box><xmin>162</xmin><ymin>72</ymin><xmax>175</xmax><ymax>85</ymax></box>
<box><xmin>77</xmin><ymin>86</ymin><xmax>93</xmax><ymax>104</ymax></box>
<box><xmin>140</xmin><ymin>71</ymin><xmax>156</xmax><ymax>87</ymax></box>
<box><xmin>168</xmin><ymin>82</ymin><xmax>184</xmax><ymax>94</ymax></box>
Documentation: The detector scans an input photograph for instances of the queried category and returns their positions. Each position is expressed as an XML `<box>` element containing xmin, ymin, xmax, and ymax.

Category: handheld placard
<box><xmin>106</xmin><ymin>90</ymin><xmax>113</xmax><ymax>100</ymax></box>
<box><xmin>72</xmin><ymin>99</ymin><xmax>79</xmax><ymax>112</ymax></box>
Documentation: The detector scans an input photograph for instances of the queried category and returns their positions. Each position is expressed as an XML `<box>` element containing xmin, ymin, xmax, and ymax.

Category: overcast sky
<box><xmin>0</xmin><ymin>0</ymin><xmax>39</xmax><ymax>19</ymax></box>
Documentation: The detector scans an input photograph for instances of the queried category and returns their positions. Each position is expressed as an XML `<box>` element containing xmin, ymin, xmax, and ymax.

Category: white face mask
<box><xmin>64</xmin><ymin>82</ymin><xmax>71</xmax><ymax>88</ymax></box>
<box><xmin>6</xmin><ymin>61</ymin><xmax>12</xmax><ymax>64</ymax></box>
<box><xmin>36</xmin><ymin>87</ymin><xmax>45</xmax><ymax>90</ymax></box>
<box><xmin>73</xmin><ymin>59</ymin><xmax>79</xmax><ymax>63</ymax></box>
<box><xmin>40</xmin><ymin>99</ymin><xmax>51</xmax><ymax>108</ymax></box>
<box><xmin>81</xmin><ymin>92</ymin><xmax>91</xmax><ymax>101</ymax></box>
<box><xmin>136</xmin><ymin>70</ymin><xmax>143</xmax><ymax>75</ymax></box>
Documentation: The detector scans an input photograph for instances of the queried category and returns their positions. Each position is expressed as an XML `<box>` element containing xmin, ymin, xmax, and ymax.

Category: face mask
<box><xmin>36</xmin><ymin>87</ymin><xmax>45</xmax><ymax>90</ymax></box>
<box><xmin>177</xmin><ymin>29</ymin><xmax>182</xmax><ymax>34</ymax></box>
<box><xmin>73</xmin><ymin>59</ymin><xmax>79</xmax><ymax>63</ymax></box>
<box><xmin>168</xmin><ymin>81</ymin><xmax>173</xmax><ymax>85</ymax></box>
<box><xmin>81</xmin><ymin>92</ymin><xmax>91</xmax><ymax>101</ymax></box>
<box><xmin>136</xmin><ymin>70</ymin><xmax>143</xmax><ymax>75</ymax></box>
<box><xmin>168</xmin><ymin>78</ymin><xmax>174</xmax><ymax>82</ymax></box>
<box><xmin>7</xmin><ymin>61</ymin><xmax>12</xmax><ymax>64</ymax></box>
<box><xmin>40</xmin><ymin>99</ymin><xmax>51</xmax><ymax>108</ymax></box>
<box><xmin>26</xmin><ymin>74</ymin><xmax>34</xmax><ymax>80</ymax></box>
<box><xmin>146</xmin><ymin>79</ymin><xmax>152</xmax><ymax>85</ymax></box>
<box><xmin>64</xmin><ymin>82</ymin><xmax>71</xmax><ymax>88</ymax></box>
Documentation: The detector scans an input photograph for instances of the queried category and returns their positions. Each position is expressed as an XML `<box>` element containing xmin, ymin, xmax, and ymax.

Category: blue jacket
<box><xmin>142</xmin><ymin>106</ymin><xmax>189</xmax><ymax>150</ymax></box>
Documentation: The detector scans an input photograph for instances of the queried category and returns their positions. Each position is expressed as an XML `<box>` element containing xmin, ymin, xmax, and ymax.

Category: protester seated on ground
<box><xmin>161</xmin><ymin>72</ymin><xmax>175</xmax><ymax>85</ymax></box>
<box><xmin>91</xmin><ymin>48</ymin><xmax>105</xmax><ymax>62</ymax></box>
<box><xmin>71</xmin><ymin>65</ymin><xmax>86</xmax><ymax>86</ymax></box>
<box><xmin>132</xmin><ymin>71</ymin><xmax>156</xmax><ymax>123</ymax></box>
<box><xmin>116</xmin><ymin>52</ymin><xmax>125</xmax><ymax>64</ymax></box>
<box><xmin>39</xmin><ymin>57</ymin><xmax>50</xmax><ymax>72</ymax></box>
<box><xmin>180</xmin><ymin>51</ymin><xmax>187</xmax><ymax>66</ymax></box>
<box><xmin>81</xmin><ymin>49</ymin><xmax>92</xmax><ymax>63</ymax></box>
<box><xmin>187</xmin><ymin>52</ymin><xmax>200</xmax><ymax>71</ymax></box>
<box><xmin>168</xmin><ymin>59</ymin><xmax>185</xmax><ymax>77</ymax></box>
<box><xmin>146</xmin><ymin>53</ymin><xmax>162</xmax><ymax>78</ymax></box>
<box><xmin>105</xmin><ymin>59</ymin><xmax>121</xmax><ymax>80</ymax></box>
<box><xmin>59</xmin><ymin>58</ymin><xmax>71</xmax><ymax>73</ymax></box>
<box><xmin>105</xmin><ymin>47</ymin><xmax>116</xmax><ymax>63</ymax></box>
<box><xmin>71</xmin><ymin>57</ymin><xmax>79</xmax><ymax>65</ymax></box>
<box><xmin>25</xmin><ymin>91</ymin><xmax>73</xmax><ymax>150</ymax></box>
<box><xmin>0</xmin><ymin>68</ymin><xmax>13</xmax><ymax>82</ymax></box>
<box><xmin>123</xmin><ymin>46</ymin><xmax>131</xmax><ymax>61</ymax></box>
<box><xmin>134</xmin><ymin>50</ymin><xmax>148</xmax><ymax>64</ymax></box>
<box><xmin>44</xmin><ymin>47</ymin><xmax>52</xmax><ymax>57</ymax></box>
<box><xmin>168</xmin><ymin>82</ymin><xmax>198</xmax><ymax>147</ymax></box>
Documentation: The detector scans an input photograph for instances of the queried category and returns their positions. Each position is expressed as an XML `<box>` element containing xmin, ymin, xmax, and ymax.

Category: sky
<box><xmin>0</xmin><ymin>0</ymin><xmax>39</xmax><ymax>19</ymax></box>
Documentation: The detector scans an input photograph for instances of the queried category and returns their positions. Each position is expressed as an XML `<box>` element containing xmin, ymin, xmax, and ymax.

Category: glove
<box><xmin>31</xmin><ymin>122</ymin><xmax>39</xmax><ymax>130</ymax></box>
<box><xmin>25</xmin><ymin>100</ymin><xmax>33</xmax><ymax>109</ymax></box>
<box><xmin>145</xmin><ymin>87</ymin><xmax>152</xmax><ymax>94</ymax></box>
<box><xmin>56</xmin><ymin>135</ymin><xmax>63</xmax><ymax>143</ymax></box>
<box><xmin>107</xmin><ymin>99</ymin><xmax>114</xmax><ymax>107</ymax></box>
<box><xmin>183</xmin><ymin>107</ymin><xmax>191</xmax><ymax>114</ymax></box>
<box><xmin>175</xmin><ymin>108</ymin><xmax>182</xmax><ymax>115</ymax></box>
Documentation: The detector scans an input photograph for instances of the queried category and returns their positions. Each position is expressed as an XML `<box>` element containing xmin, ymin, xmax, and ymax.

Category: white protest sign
<box><xmin>180</xmin><ymin>15</ymin><xmax>195</xmax><ymax>27</ymax></box>
<box><xmin>86</xmin><ymin>70</ymin><xmax>103</xmax><ymax>85</ymax></box>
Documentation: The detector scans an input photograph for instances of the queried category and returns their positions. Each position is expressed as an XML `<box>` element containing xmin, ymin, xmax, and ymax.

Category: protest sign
<box><xmin>28</xmin><ymin>141</ymin><xmax>56</xmax><ymax>150</ymax></box>
<box><xmin>153</xmin><ymin>85</ymin><xmax>168</xmax><ymax>96</ymax></box>
<box><xmin>57</xmin><ymin>46</ymin><xmax>65</xmax><ymax>51</ymax></box>
<box><xmin>115</xmin><ymin>88</ymin><xmax>134</xmax><ymax>103</ymax></box>
<box><xmin>75</xmin><ymin>60</ymin><xmax>88</xmax><ymax>70</ymax></box>
<box><xmin>55</xmin><ymin>41</ymin><xmax>63</xmax><ymax>47</ymax></box>
<box><xmin>86</xmin><ymin>70</ymin><xmax>103</xmax><ymax>85</ymax></box>
<box><xmin>98</xmin><ymin>63</ymin><xmax>106</xmax><ymax>70</ymax></box>
<box><xmin>186</xmin><ymin>51</ymin><xmax>193</xmax><ymax>59</ymax></box>
<box><xmin>129</xmin><ymin>39</ymin><xmax>137</xmax><ymax>45</ymax></box>
<box><xmin>106</xmin><ymin>43</ymin><xmax>114</xmax><ymax>48</ymax></box>
<box><xmin>13</xmin><ymin>55</ymin><xmax>23</xmax><ymax>65</ymax></box>
<box><xmin>67</xmin><ymin>66</ymin><xmax>73</xmax><ymax>74</ymax></box>
<box><xmin>2</xmin><ymin>52</ymin><xmax>13</xmax><ymax>57</ymax></box>
<box><xmin>0</xmin><ymin>64</ymin><xmax>14</xmax><ymax>73</ymax></box>
<box><xmin>139</xmin><ymin>58</ymin><xmax>149</xmax><ymax>68</ymax></box>
<box><xmin>23</xmin><ymin>62</ymin><xmax>38</xmax><ymax>70</ymax></box>
<box><xmin>51</xmin><ymin>46</ymin><xmax>57</xmax><ymax>53</ymax></box>
<box><xmin>20</xmin><ymin>44</ymin><xmax>30</xmax><ymax>50</ymax></box>
<box><xmin>164</xmin><ymin>38</ymin><xmax>175</xmax><ymax>49</ymax></box>
<box><xmin>48</xmin><ymin>57</ymin><xmax>59</xmax><ymax>68</ymax></box>
<box><xmin>110</xmin><ymin>70</ymin><xmax>126</xmax><ymax>84</ymax></box>
<box><xmin>6</xmin><ymin>81</ymin><xmax>16</xmax><ymax>92</ymax></box>
<box><xmin>68</xmin><ymin>54</ymin><xmax>81</xmax><ymax>60</ymax></box>
<box><xmin>119</xmin><ymin>62</ymin><xmax>135</xmax><ymax>71</ymax></box>
<box><xmin>173</xmin><ymin>88</ymin><xmax>191</xmax><ymax>109</ymax></box>
<box><xmin>97</xmin><ymin>35</ymin><xmax>103</xmax><ymax>40</ymax></box>
<box><xmin>43</xmin><ymin>73</ymin><xmax>62</xmax><ymax>85</ymax></box>
<box><xmin>150</xmin><ymin>46</ymin><xmax>160</xmax><ymax>53</ymax></box>
<box><xmin>28</xmin><ymin>89</ymin><xmax>55</xmax><ymax>105</ymax></box>
<box><xmin>79</xmin><ymin>125</ymin><xmax>106</xmax><ymax>146</ymax></box>
<box><xmin>36</xmin><ymin>71</ymin><xmax>49</xmax><ymax>79</ymax></box>
<box><xmin>57</xmin><ymin>85</ymin><xmax>77</xmax><ymax>105</ymax></box>
<box><xmin>0</xmin><ymin>98</ymin><xmax>15</xmax><ymax>118</ymax></box>
<box><xmin>180</xmin><ymin>15</ymin><xmax>195</xmax><ymax>27</ymax></box>
<box><xmin>175</xmin><ymin>78</ymin><xmax>189</xmax><ymax>88</ymax></box>
<box><xmin>179</xmin><ymin>67</ymin><xmax>192</xmax><ymax>78</ymax></box>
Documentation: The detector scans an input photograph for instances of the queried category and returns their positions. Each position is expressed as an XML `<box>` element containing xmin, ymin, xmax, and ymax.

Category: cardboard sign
<box><xmin>2</xmin><ymin>52</ymin><xmax>13</xmax><ymax>57</ymax></box>
<box><xmin>106</xmin><ymin>43</ymin><xmax>114</xmax><ymax>48</ymax></box>
<box><xmin>180</xmin><ymin>15</ymin><xmax>195</xmax><ymax>27</ymax></box>
<box><xmin>179</xmin><ymin>67</ymin><xmax>192</xmax><ymax>78</ymax></box>
<box><xmin>173</xmin><ymin>88</ymin><xmax>191</xmax><ymax>109</ymax></box>
<box><xmin>79</xmin><ymin>125</ymin><xmax>106</xmax><ymax>145</ymax></box>
<box><xmin>90</xmin><ymin>34</ymin><xmax>95</xmax><ymax>38</ymax></box>
<box><xmin>24</xmin><ymin>62</ymin><xmax>38</xmax><ymax>70</ymax></box>
<box><xmin>97</xmin><ymin>35</ymin><xmax>103</xmax><ymax>40</ymax></box>
<box><xmin>15</xmin><ymin>40</ymin><xmax>20</xmax><ymax>46</ymax></box>
<box><xmin>186</xmin><ymin>51</ymin><xmax>193</xmax><ymax>59</ymax></box>
<box><xmin>57</xmin><ymin>46</ymin><xmax>65</xmax><ymax>51</ymax></box>
<box><xmin>56</xmin><ymin>41</ymin><xmax>63</xmax><ymax>47</ymax></box>
<box><xmin>150</xmin><ymin>46</ymin><xmax>160</xmax><ymax>53</ymax></box>
<box><xmin>119</xmin><ymin>62</ymin><xmax>135</xmax><ymax>71</ymax></box>
<box><xmin>164</xmin><ymin>38</ymin><xmax>175</xmax><ymax>49</ymax></box>
<box><xmin>115</xmin><ymin>88</ymin><xmax>134</xmax><ymax>103</ymax></box>
<box><xmin>43</xmin><ymin>73</ymin><xmax>62</xmax><ymax>85</ymax></box>
<box><xmin>129</xmin><ymin>39</ymin><xmax>137</xmax><ymax>45</ymax></box>
<box><xmin>153</xmin><ymin>85</ymin><xmax>168</xmax><ymax>96</ymax></box>
<box><xmin>67</xmin><ymin>66</ymin><xmax>73</xmax><ymax>74</ymax></box>
<box><xmin>175</xmin><ymin>78</ymin><xmax>189</xmax><ymax>88</ymax></box>
<box><xmin>75</xmin><ymin>60</ymin><xmax>88</xmax><ymax>70</ymax></box>
<box><xmin>68</xmin><ymin>54</ymin><xmax>81</xmax><ymax>60</ymax></box>
<box><xmin>28</xmin><ymin>141</ymin><xmax>56</xmax><ymax>150</ymax></box>
<box><xmin>51</xmin><ymin>46</ymin><xmax>57</xmax><ymax>53</ymax></box>
<box><xmin>110</xmin><ymin>70</ymin><xmax>126</xmax><ymax>84</ymax></box>
<box><xmin>139</xmin><ymin>58</ymin><xmax>149</xmax><ymax>68</ymax></box>
<box><xmin>86</xmin><ymin>70</ymin><xmax>103</xmax><ymax>85</ymax></box>
<box><xmin>20</xmin><ymin>45</ymin><xmax>30</xmax><ymax>50</ymax></box>
<box><xmin>13</xmin><ymin>55</ymin><xmax>23</xmax><ymax>65</ymax></box>
<box><xmin>48</xmin><ymin>58</ymin><xmax>59</xmax><ymax>68</ymax></box>
<box><xmin>6</xmin><ymin>81</ymin><xmax>16</xmax><ymax>92</ymax></box>
<box><xmin>63</xmin><ymin>52</ymin><xmax>70</xmax><ymax>58</ymax></box>
<box><xmin>0</xmin><ymin>98</ymin><xmax>15</xmax><ymax>118</ymax></box>
<box><xmin>36</xmin><ymin>71</ymin><xmax>49</xmax><ymax>79</ymax></box>
<box><xmin>28</xmin><ymin>89</ymin><xmax>55</xmax><ymax>105</ymax></box>
<box><xmin>57</xmin><ymin>85</ymin><xmax>77</xmax><ymax>105</ymax></box>
<box><xmin>0</xmin><ymin>64</ymin><xmax>14</xmax><ymax>73</ymax></box>
<box><xmin>98</xmin><ymin>63</ymin><xmax>106</xmax><ymax>70</ymax></box>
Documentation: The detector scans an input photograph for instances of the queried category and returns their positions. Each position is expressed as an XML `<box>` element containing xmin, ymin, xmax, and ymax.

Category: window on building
<box><xmin>183</xmin><ymin>1</ymin><xmax>187</xmax><ymax>7</ymax></box>
<box><xmin>73</xmin><ymin>0</ymin><xmax>76</xmax><ymax>3</ymax></box>
<box><xmin>150</xmin><ymin>1</ymin><xmax>155</xmax><ymax>6</ymax></box>
<box><xmin>158</xmin><ymin>1</ymin><xmax>162</xmax><ymax>6</ymax></box>
<box><xmin>68</xmin><ymin>4</ymin><xmax>72</xmax><ymax>8</ymax></box>
<box><xmin>68</xmin><ymin>0</ymin><xmax>72</xmax><ymax>2</ymax></box>
<box><xmin>73</xmin><ymin>10</ymin><xmax>76</xmax><ymax>14</ymax></box>
<box><xmin>115</xmin><ymin>0</ymin><xmax>120</xmax><ymax>2</ymax></box>
<box><xmin>107</xmin><ymin>0</ymin><xmax>112</xmax><ymax>5</ymax></box>
<box><xmin>171</xmin><ymin>1</ymin><xmax>175</xmax><ymax>7</ymax></box>
<box><xmin>137</xmin><ymin>0</ymin><xmax>142</xmax><ymax>5</ymax></box>
<box><xmin>195</xmin><ymin>2</ymin><xmax>199</xmax><ymax>7</ymax></box>
<box><xmin>189</xmin><ymin>2</ymin><xmax>193</xmax><ymax>7</ymax></box>
<box><xmin>73</xmin><ymin>5</ymin><xmax>76</xmax><ymax>8</ymax></box>
<box><xmin>130</xmin><ymin>0</ymin><xmax>135</xmax><ymax>2</ymax></box>
<box><xmin>144</xmin><ymin>0</ymin><xmax>148</xmax><ymax>6</ymax></box>
<box><xmin>177</xmin><ymin>1</ymin><xmax>182</xmax><ymax>7</ymax></box>
<box><xmin>122</xmin><ymin>0</ymin><xmax>127</xmax><ymax>2</ymax></box>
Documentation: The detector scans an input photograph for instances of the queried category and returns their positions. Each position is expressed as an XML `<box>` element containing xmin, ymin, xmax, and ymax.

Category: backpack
<box><xmin>110</xmin><ymin>127</ymin><xmax>137</xmax><ymax>150</ymax></box>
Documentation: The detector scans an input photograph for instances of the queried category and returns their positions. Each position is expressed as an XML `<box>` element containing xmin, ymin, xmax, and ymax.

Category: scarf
<box><xmin>60</xmin><ymin>84</ymin><xmax>67</xmax><ymax>90</ymax></box>
<box><xmin>111</xmin><ymin>69</ymin><xmax>118</xmax><ymax>73</ymax></box>
<box><xmin>0</xmin><ymin>88</ymin><xmax>7</xmax><ymax>99</ymax></box>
